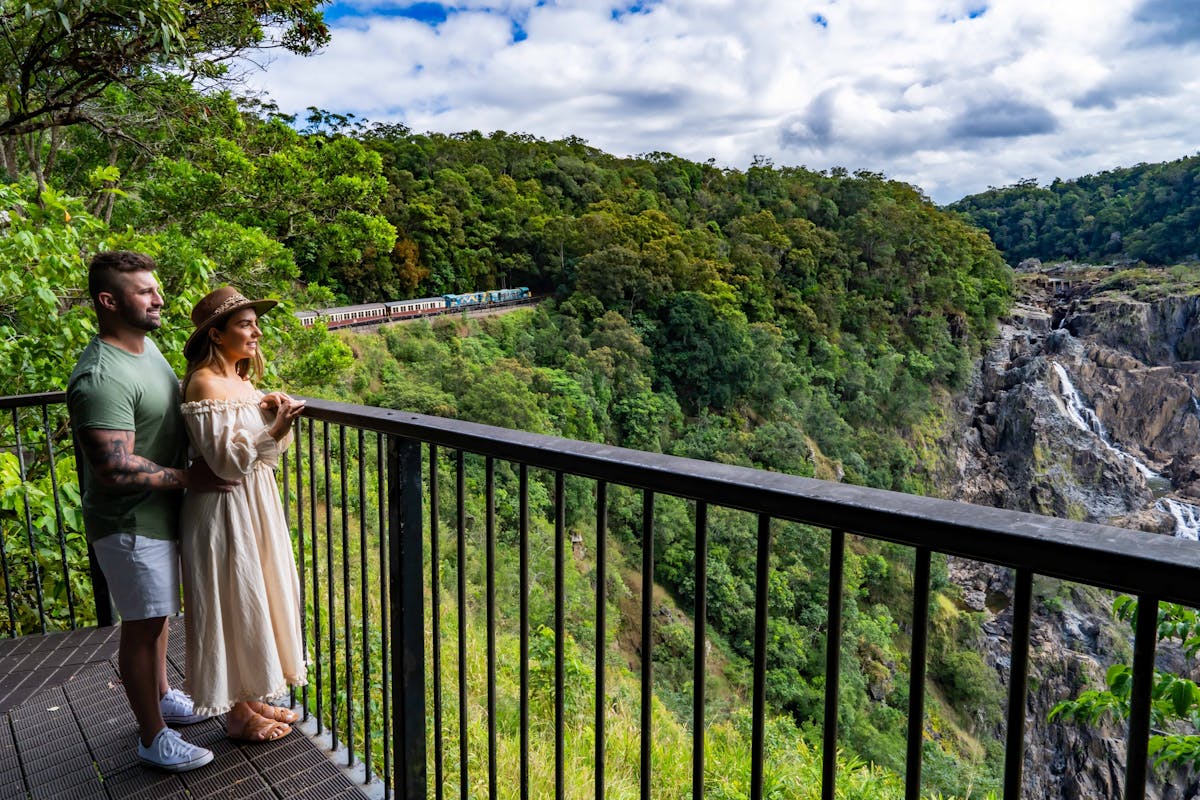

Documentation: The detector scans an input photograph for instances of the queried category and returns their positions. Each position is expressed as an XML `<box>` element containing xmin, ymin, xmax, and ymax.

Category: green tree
<box><xmin>650</xmin><ymin>292</ymin><xmax>754</xmax><ymax>414</ymax></box>
<box><xmin>0</xmin><ymin>0</ymin><xmax>329</xmax><ymax>183</ymax></box>
<box><xmin>0</xmin><ymin>185</ymin><xmax>99</xmax><ymax>394</ymax></box>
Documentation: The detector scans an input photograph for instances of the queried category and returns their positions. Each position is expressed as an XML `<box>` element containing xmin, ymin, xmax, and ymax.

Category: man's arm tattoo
<box><xmin>78</xmin><ymin>429</ymin><xmax>186</xmax><ymax>490</ymax></box>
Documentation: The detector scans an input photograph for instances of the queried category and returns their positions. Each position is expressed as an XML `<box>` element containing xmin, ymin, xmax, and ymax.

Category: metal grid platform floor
<box><xmin>0</xmin><ymin>621</ymin><xmax>371</xmax><ymax>799</ymax></box>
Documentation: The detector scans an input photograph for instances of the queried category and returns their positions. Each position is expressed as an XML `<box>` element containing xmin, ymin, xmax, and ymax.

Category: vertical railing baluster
<box><xmin>457</xmin><ymin>449</ymin><xmax>469</xmax><ymax>800</ymax></box>
<box><xmin>486</xmin><ymin>456</ymin><xmax>498</xmax><ymax>800</ymax></box>
<box><xmin>555</xmin><ymin>471</ymin><xmax>566</xmax><ymax>800</ymax></box>
<box><xmin>283</xmin><ymin>444</ymin><xmax>292</xmax><ymax>710</ymax></box>
<box><xmin>359</xmin><ymin>428</ymin><xmax>371</xmax><ymax>781</ymax></box>
<box><xmin>42</xmin><ymin>404</ymin><xmax>75</xmax><ymax>630</ymax></box>
<box><xmin>283</xmin><ymin>449</ymin><xmax>291</xmax><ymax>531</ymax></box>
<box><xmin>389</xmin><ymin>435</ymin><xmax>427</xmax><ymax>800</ymax></box>
<box><xmin>640</xmin><ymin>491</ymin><xmax>655</xmax><ymax>800</ymax></box>
<box><xmin>294</xmin><ymin>417</ymin><xmax>307</xmax><ymax>716</ymax></box>
<box><xmin>325</xmin><ymin>421</ymin><xmax>338</xmax><ymax>747</ymax></box>
<box><xmin>821</xmin><ymin>530</ymin><xmax>846</xmax><ymax>800</ymax></box>
<box><xmin>282</xmin><ymin>448</ymin><xmax>291</xmax><ymax>710</ymax></box>
<box><xmin>340</xmin><ymin>425</ymin><xmax>355</xmax><ymax>764</ymax></box>
<box><xmin>0</xmin><ymin>492</ymin><xmax>14</xmax><ymax>636</ymax></box>
<box><xmin>1</xmin><ymin>413</ymin><xmax>16</xmax><ymax>636</ymax></box>
<box><xmin>1125</xmin><ymin>594</ymin><xmax>1159</xmax><ymax>800</ymax></box>
<box><xmin>12</xmin><ymin>408</ymin><xmax>46</xmax><ymax>633</ymax></box>
<box><xmin>692</xmin><ymin>501</ymin><xmax>708</xmax><ymax>800</ymax></box>
<box><xmin>595</xmin><ymin>480</ymin><xmax>607</xmax><ymax>800</ymax></box>
<box><xmin>520</xmin><ymin>464</ymin><xmax>530</xmax><ymax>800</ymax></box>
<box><xmin>750</xmin><ymin>514</ymin><xmax>771</xmax><ymax>800</ymax></box>
<box><xmin>378</xmin><ymin>433</ymin><xmax>392</xmax><ymax>800</ymax></box>
<box><xmin>431</xmin><ymin>445</ymin><xmax>444</xmax><ymax>800</ymax></box>
<box><xmin>1003</xmin><ymin>568</ymin><xmax>1033</xmax><ymax>799</ymax></box>
<box><xmin>905</xmin><ymin>547</ymin><xmax>932</xmax><ymax>800</ymax></box>
<box><xmin>311</xmin><ymin>420</ymin><xmax>324</xmax><ymax>733</ymax></box>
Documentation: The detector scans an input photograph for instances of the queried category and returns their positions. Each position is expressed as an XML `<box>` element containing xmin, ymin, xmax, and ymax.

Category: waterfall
<box><xmin>1052</xmin><ymin>361</ymin><xmax>1200</xmax><ymax>536</ymax></box>
<box><xmin>1158</xmin><ymin>498</ymin><xmax>1200</xmax><ymax>541</ymax></box>
<box><xmin>1052</xmin><ymin>362</ymin><xmax>1160</xmax><ymax>481</ymax></box>
<box><xmin>1053</xmin><ymin>363</ymin><xmax>1109</xmax><ymax>440</ymax></box>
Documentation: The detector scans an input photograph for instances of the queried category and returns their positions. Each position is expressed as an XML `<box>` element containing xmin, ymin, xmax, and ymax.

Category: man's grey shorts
<box><xmin>91</xmin><ymin>534</ymin><xmax>181</xmax><ymax>621</ymax></box>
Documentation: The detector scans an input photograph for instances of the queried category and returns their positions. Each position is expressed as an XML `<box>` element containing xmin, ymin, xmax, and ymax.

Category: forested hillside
<box><xmin>3</xmin><ymin>11</ymin><xmax>1013</xmax><ymax>793</ymax></box>
<box><xmin>330</xmin><ymin>125</ymin><xmax>1009</xmax><ymax>489</ymax></box>
<box><xmin>948</xmin><ymin>154</ymin><xmax>1200</xmax><ymax>265</ymax></box>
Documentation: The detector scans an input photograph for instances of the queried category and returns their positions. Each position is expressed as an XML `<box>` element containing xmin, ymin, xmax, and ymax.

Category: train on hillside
<box><xmin>295</xmin><ymin>287</ymin><xmax>532</xmax><ymax>330</ymax></box>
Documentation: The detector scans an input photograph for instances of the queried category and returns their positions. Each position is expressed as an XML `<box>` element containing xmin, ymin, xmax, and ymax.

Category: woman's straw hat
<box><xmin>183</xmin><ymin>286</ymin><xmax>277</xmax><ymax>361</ymax></box>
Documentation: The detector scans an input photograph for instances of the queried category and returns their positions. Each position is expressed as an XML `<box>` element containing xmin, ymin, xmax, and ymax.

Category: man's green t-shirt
<box><xmin>67</xmin><ymin>337</ymin><xmax>185</xmax><ymax>542</ymax></box>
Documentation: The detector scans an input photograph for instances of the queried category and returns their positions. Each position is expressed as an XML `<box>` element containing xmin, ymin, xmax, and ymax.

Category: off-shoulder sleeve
<box><xmin>181</xmin><ymin>399</ymin><xmax>281</xmax><ymax>480</ymax></box>
<box><xmin>261</xmin><ymin>406</ymin><xmax>294</xmax><ymax>454</ymax></box>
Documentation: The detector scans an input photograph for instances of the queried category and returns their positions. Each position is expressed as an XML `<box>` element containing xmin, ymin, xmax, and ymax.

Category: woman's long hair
<box><xmin>181</xmin><ymin>313</ymin><xmax>266</xmax><ymax>396</ymax></box>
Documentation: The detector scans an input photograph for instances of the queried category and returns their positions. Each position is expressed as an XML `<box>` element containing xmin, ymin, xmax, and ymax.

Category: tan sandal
<box><xmin>248</xmin><ymin>701</ymin><xmax>300</xmax><ymax>724</ymax></box>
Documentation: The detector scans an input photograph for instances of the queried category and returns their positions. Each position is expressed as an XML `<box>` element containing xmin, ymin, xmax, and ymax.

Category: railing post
<box><xmin>1125</xmin><ymin>595</ymin><xmax>1158</xmax><ymax>800</ymax></box>
<box><xmin>1003</xmin><ymin>568</ymin><xmax>1033</xmax><ymax>799</ymax></box>
<box><xmin>389</xmin><ymin>435</ymin><xmax>427</xmax><ymax>800</ymax></box>
<box><xmin>905</xmin><ymin>547</ymin><xmax>931</xmax><ymax>800</ymax></box>
<box><xmin>72</xmin><ymin>437</ymin><xmax>114</xmax><ymax>627</ymax></box>
<box><xmin>86</xmin><ymin>544</ymin><xmax>115</xmax><ymax>628</ymax></box>
<box><xmin>750</xmin><ymin>514</ymin><xmax>771</xmax><ymax>800</ymax></box>
<box><xmin>821</xmin><ymin>531</ymin><xmax>846</xmax><ymax>800</ymax></box>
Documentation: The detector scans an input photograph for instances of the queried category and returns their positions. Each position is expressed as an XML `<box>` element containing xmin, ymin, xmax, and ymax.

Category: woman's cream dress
<box><xmin>180</xmin><ymin>393</ymin><xmax>307</xmax><ymax>716</ymax></box>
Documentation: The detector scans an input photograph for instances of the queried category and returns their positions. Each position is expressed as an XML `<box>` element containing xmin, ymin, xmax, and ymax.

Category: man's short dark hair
<box><xmin>87</xmin><ymin>251</ymin><xmax>157</xmax><ymax>301</ymax></box>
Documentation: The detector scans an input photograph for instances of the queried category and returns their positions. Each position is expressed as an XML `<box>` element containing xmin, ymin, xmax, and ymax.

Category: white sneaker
<box><xmin>161</xmin><ymin>688</ymin><xmax>210</xmax><ymax>725</ymax></box>
<box><xmin>137</xmin><ymin>727</ymin><xmax>214</xmax><ymax>772</ymax></box>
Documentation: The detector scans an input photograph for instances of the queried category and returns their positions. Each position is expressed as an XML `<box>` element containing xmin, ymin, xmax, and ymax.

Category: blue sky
<box><xmin>244</xmin><ymin>0</ymin><xmax>1200</xmax><ymax>204</ymax></box>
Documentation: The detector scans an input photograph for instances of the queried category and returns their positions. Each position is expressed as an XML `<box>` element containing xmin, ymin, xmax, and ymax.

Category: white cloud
<box><xmin>245</xmin><ymin>0</ymin><xmax>1200</xmax><ymax>203</ymax></box>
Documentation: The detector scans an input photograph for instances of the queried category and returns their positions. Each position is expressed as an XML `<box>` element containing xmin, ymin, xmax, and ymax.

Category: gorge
<box><xmin>942</xmin><ymin>263</ymin><xmax>1200</xmax><ymax>798</ymax></box>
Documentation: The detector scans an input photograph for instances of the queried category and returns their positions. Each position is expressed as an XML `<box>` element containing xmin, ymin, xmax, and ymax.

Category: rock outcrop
<box><xmin>1063</xmin><ymin>293</ymin><xmax>1200</xmax><ymax>365</ymax></box>
<box><xmin>943</xmin><ymin>268</ymin><xmax>1200</xmax><ymax>798</ymax></box>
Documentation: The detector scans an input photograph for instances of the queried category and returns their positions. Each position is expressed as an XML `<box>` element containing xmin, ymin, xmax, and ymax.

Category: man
<box><xmin>68</xmin><ymin>251</ymin><xmax>235</xmax><ymax>772</ymax></box>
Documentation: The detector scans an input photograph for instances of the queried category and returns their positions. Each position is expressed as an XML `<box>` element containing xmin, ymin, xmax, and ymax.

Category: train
<box><xmin>295</xmin><ymin>287</ymin><xmax>532</xmax><ymax>330</ymax></box>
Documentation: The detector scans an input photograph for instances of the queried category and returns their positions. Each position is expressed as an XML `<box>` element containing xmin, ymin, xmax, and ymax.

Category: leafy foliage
<box><xmin>0</xmin><ymin>184</ymin><xmax>99</xmax><ymax>394</ymax></box>
<box><xmin>1050</xmin><ymin>596</ymin><xmax>1200</xmax><ymax>769</ymax></box>
<box><xmin>0</xmin><ymin>0</ymin><xmax>328</xmax><ymax>146</ymax></box>
<box><xmin>949</xmin><ymin>156</ymin><xmax>1200</xmax><ymax>265</ymax></box>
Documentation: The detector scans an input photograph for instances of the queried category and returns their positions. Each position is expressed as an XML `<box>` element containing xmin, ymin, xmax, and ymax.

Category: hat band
<box><xmin>200</xmin><ymin>293</ymin><xmax>251</xmax><ymax>326</ymax></box>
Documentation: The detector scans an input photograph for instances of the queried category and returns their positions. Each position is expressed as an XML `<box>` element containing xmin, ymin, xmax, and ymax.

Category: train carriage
<box><xmin>386</xmin><ymin>296</ymin><xmax>446</xmax><ymax>319</ymax></box>
<box><xmin>298</xmin><ymin>287</ymin><xmax>532</xmax><ymax>329</ymax></box>
<box><xmin>316</xmin><ymin>302</ymin><xmax>389</xmax><ymax>328</ymax></box>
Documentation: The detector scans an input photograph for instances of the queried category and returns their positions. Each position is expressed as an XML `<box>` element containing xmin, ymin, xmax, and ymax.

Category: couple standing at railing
<box><xmin>67</xmin><ymin>251</ymin><xmax>308</xmax><ymax>772</ymax></box>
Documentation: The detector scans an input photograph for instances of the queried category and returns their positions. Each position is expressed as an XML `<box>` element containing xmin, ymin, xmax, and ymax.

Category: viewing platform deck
<box><xmin>0</xmin><ymin>619</ymin><xmax>369</xmax><ymax>800</ymax></box>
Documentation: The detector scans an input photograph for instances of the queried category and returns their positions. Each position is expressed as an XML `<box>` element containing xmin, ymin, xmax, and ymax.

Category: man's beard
<box><xmin>118</xmin><ymin>303</ymin><xmax>161</xmax><ymax>331</ymax></box>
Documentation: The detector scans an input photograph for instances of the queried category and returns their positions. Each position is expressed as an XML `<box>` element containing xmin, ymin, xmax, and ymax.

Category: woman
<box><xmin>179</xmin><ymin>286</ymin><xmax>307</xmax><ymax>742</ymax></box>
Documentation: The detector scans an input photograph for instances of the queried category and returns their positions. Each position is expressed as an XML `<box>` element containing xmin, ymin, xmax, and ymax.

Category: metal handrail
<box><xmin>15</xmin><ymin>390</ymin><xmax>1191</xmax><ymax>607</ymax></box>
<box><xmin>301</xmin><ymin>396</ymin><xmax>1200</xmax><ymax>608</ymax></box>
<box><xmin>0</xmin><ymin>391</ymin><xmax>66</xmax><ymax>410</ymax></box>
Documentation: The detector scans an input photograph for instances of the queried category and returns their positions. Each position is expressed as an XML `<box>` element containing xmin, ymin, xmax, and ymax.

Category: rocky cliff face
<box><xmin>1064</xmin><ymin>293</ymin><xmax>1200</xmax><ymax>365</ymax></box>
<box><xmin>943</xmin><ymin>269</ymin><xmax>1200</xmax><ymax>798</ymax></box>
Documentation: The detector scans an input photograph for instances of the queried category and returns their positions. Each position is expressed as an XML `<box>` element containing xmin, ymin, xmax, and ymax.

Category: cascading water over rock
<box><xmin>940</xmin><ymin>268</ymin><xmax>1200</xmax><ymax>800</ymax></box>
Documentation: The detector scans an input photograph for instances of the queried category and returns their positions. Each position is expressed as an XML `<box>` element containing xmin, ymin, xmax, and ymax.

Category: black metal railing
<box><xmin>3</xmin><ymin>390</ymin><xmax>1200</xmax><ymax>800</ymax></box>
<box><xmin>0</xmin><ymin>392</ymin><xmax>96</xmax><ymax>635</ymax></box>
